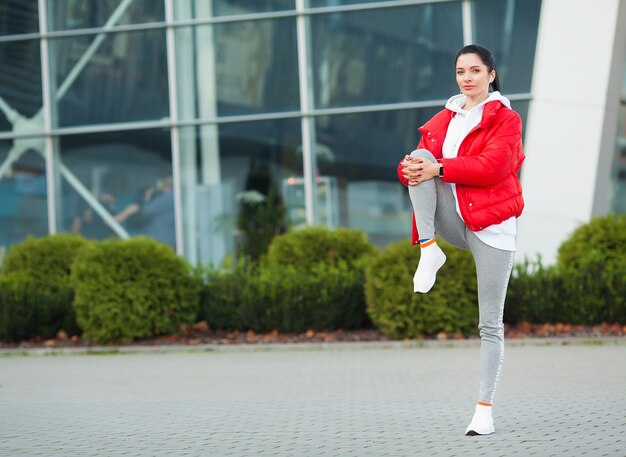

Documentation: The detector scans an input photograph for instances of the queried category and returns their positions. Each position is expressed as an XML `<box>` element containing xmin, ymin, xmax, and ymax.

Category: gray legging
<box><xmin>408</xmin><ymin>149</ymin><xmax>515</xmax><ymax>405</ymax></box>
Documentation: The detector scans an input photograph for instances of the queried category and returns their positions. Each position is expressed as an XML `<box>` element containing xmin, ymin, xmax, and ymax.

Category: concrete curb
<box><xmin>1</xmin><ymin>336</ymin><xmax>624</xmax><ymax>356</ymax></box>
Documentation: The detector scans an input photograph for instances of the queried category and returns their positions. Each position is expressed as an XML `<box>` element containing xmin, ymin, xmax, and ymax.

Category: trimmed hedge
<box><xmin>201</xmin><ymin>226</ymin><xmax>377</xmax><ymax>332</ymax></box>
<box><xmin>0</xmin><ymin>234</ymin><xmax>86</xmax><ymax>340</ymax></box>
<box><xmin>71</xmin><ymin>237</ymin><xmax>201</xmax><ymax>344</ymax></box>
<box><xmin>265</xmin><ymin>226</ymin><xmax>377</xmax><ymax>268</ymax></box>
<box><xmin>201</xmin><ymin>257</ymin><xmax>370</xmax><ymax>333</ymax></box>
<box><xmin>2</xmin><ymin>214</ymin><xmax>623</xmax><ymax>344</ymax></box>
<box><xmin>556</xmin><ymin>214</ymin><xmax>626</xmax><ymax>324</ymax></box>
<box><xmin>2</xmin><ymin>233</ymin><xmax>87</xmax><ymax>295</ymax></box>
<box><xmin>364</xmin><ymin>240</ymin><xmax>478</xmax><ymax>338</ymax></box>
<box><xmin>506</xmin><ymin>214</ymin><xmax>626</xmax><ymax>325</ymax></box>
<box><xmin>504</xmin><ymin>259</ymin><xmax>562</xmax><ymax>325</ymax></box>
<box><xmin>0</xmin><ymin>273</ymin><xmax>76</xmax><ymax>341</ymax></box>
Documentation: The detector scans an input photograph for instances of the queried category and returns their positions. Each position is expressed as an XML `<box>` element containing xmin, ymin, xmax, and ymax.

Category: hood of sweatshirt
<box><xmin>445</xmin><ymin>90</ymin><xmax>511</xmax><ymax>115</ymax></box>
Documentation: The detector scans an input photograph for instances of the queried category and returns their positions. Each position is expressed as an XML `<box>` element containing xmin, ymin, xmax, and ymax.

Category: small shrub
<box><xmin>200</xmin><ymin>255</ymin><xmax>372</xmax><ymax>333</ymax></box>
<box><xmin>260</xmin><ymin>260</ymin><xmax>371</xmax><ymax>333</ymax></box>
<box><xmin>0</xmin><ymin>273</ymin><xmax>77</xmax><ymax>341</ymax></box>
<box><xmin>0</xmin><ymin>234</ymin><xmax>86</xmax><ymax>340</ymax></box>
<box><xmin>505</xmin><ymin>258</ymin><xmax>562</xmax><ymax>324</ymax></box>
<box><xmin>2</xmin><ymin>233</ymin><xmax>87</xmax><ymax>295</ymax></box>
<box><xmin>556</xmin><ymin>214</ymin><xmax>626</xmax><ymax>324</ymax></box>
<box><xmin>365</xmin><ymin>239</ymin><xmax>478</xmax><ymax>338</ymax></box>
<box><xmin>265</xmin><ymin>226</ymin><xmax>377</xmax><ymax>269</ymax></box>
<box><xmin>71</xmin><ymin>237</ymin><xmax>201</xmax><ymax>344</ymax></box>
<box><xmin>201</xmin><ymin>256</ymin><xmax>260</xmax><ymax>331</ymax></box>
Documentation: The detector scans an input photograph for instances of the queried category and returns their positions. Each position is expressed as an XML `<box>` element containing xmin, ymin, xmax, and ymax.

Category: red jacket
<box><xmin>397</xmin><ymin>100</ymin><xmax>525</xmax><ymax>244</ymax></box>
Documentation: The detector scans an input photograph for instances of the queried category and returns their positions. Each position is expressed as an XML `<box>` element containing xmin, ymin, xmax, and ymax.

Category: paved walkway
<box><xmin>1</xmin><ymin>339</ymin><xmax>625</xmax><ymax>456</ymax></box>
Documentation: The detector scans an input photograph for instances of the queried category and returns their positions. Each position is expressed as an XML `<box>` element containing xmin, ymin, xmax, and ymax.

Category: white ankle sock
<box><xmin>465</xmin><ymin>403</ymin><xmax>494</xmax><ymax>436</ymax></box>
<box><xmin>413</xmin><ymin>241</ymin><xmax>446</xmax><ymax>293</ymax></box>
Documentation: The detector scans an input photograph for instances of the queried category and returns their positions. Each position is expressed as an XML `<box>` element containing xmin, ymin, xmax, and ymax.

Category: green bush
<box><xmin>265</xmin><ymin>226</ymin><xmax>377</xmax><ymax>269</ymax></box>
<box><xmin>201</xmin><ymin>256</ymin><xmax>372</xmax><ymax>333</ymax></box>
<box><xmin>261</xmin><ymin>259</ymin><xmax>369</xmax><ymax>332</ymax></box>
<box><xmin>555</xmin><ymin>214</ymin><xmax>626</xmax><ymax>324</ymax></box>
<box><xmin>365</xmin><ymin>239</ymin><xmax>478</xmax><ymax>338</ymax></box>
<box><xmin>71</xmin><ymin>237</ymin><xmax>201</xmax><ymax>344</ymax></box>
<box><xmin>0</xmin><ymin>273</ymin><xmax>76</xmax><ymax>341</ymax></box>
<box><xmin>2</xmin><ymin>233</ymin><xmax>87</xmax><ymax>295</ymax></box>
<box><xmin>505</xmin><ymin>258</ymin><xmax>562</xmax><ymax>324</ymax></box>
<box><xmin>0</xmin><ymin>234</ymin><xmax>86</xmax><ymax>340</ymax></box>
<box><xmin>200</xmin><ymin>256</ymin><xmax>260</xmax><ymax>331</ymax></box>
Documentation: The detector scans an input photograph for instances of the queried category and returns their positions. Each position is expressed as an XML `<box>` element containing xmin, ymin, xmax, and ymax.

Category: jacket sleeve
<box><xmin>397</xmin><ymin>135</ymin><xmax>428</xmax><ymax>186</ymax></box>
<box><xmin>440</xmin><ymin>110</ymin><xmax>524</xmax><ymax>187</ymax></box>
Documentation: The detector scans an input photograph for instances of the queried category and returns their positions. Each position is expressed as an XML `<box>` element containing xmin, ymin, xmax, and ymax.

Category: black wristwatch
<box><xmin>438</xmin><ymin>164</ymin><xmax>444</xmax><ymax>177</ymax></box>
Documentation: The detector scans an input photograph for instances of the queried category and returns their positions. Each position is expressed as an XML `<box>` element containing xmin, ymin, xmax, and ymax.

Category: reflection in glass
<box><xmin>47</xmin><ymin>0</ymin><xmax>165</xmax><ymax>31</ymax></box>
<box><xmin>310</xmin><ymin>3</ymin><xmax>463</xmax><ymax>109</ymax></box>
<box><xmin>179</xmin><ymin>118</ymin><xmax>302</xmax><ymax>266</ymax></box>
<box><xmin>0</xmin><ymin>39</ymin><xmax>43</xmax><ymax>133</ymax></box>
<box><xmin>314</xmin><ymin>108</ymin><xmax>439</xmax><ymax>245</ymax></box>
<box><xmin>174</xmin><ymin>0</ymin><xmax>294</xmax><ymax>20</ymax></box>
<box><xmin>56</xmin><ymin>129</ymin><xmax>175</xmax><ymax>248</ymax></box>
<box><xmin>0</xmin><ymin>0</ymin><xmax>39</xmax><ymax>36</ymax></box>
<box><xmin>50</xmin><ymin>29</ymin><xmax>169</xmax><ymax>127</ymax></box>
<box><xmin>472</xmin><ymin>0</ymin><xmax>542</xmax><ymax>94</ymax></box>
<box><xmin>175</xmin><ymin>19</ymin><xmax>299</xmax><ymax>120</ymax></box>
<box><xmin>0</xmin><ymin>141</ymin><xmax>48</xmax><ymax>247</ymax></box>
<box><xmin>307</xmin><ymin>0</ymin><xmax>400</xmax><ymax>6</ymax></box>
<box><xmin>611</xmin><ymin>55</ymin><xmax>626</xmax><ymax>213</ymax></box>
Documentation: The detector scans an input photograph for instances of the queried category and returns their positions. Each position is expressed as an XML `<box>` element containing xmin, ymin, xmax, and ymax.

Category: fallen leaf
<box><xmin>193</xmin><ymin>321</ymin><xmax>210</xmax><ymax>332</ymax></box>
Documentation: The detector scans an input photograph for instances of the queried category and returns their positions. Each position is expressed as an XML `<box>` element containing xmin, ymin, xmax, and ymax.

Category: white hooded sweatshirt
<box><xmin>442</xmin><ymin>91</ymin><xmax>516</xmax><ymax>251</ymax></box>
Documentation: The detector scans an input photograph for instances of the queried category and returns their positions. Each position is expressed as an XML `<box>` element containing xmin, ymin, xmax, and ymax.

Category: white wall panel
<box><xmin>518</xmin><ymin>0</ymin><xmax>624</xmax><ymax>264</ymax></box>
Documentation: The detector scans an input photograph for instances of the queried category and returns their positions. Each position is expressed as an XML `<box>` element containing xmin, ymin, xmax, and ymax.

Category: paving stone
<box><xmin>0</xmin><ymin>343</ymin><xmax>625</xmax><ymax>456</ymax></box>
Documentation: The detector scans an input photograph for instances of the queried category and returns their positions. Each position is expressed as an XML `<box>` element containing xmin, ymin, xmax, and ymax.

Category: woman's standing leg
<box><xmin>465</xmin><ymin>232</ymin><xmax>515</xmax><ymax>435</ymax></box>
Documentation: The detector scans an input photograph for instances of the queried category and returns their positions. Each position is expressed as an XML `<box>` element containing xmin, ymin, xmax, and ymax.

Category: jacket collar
<box><xmin>419</xmin><ymin>100</ymin><xmax>506</xmax><ymax>136</ymax></box>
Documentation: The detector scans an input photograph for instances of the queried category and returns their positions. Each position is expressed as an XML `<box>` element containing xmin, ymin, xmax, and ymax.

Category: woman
<box><xmin>397</xmin><ymin>44</ymin><xmax>524</xmax><ymax>436</ymax></box>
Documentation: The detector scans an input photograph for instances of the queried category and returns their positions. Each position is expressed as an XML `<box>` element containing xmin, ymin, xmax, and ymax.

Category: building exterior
<box><xmin>0</xmin><ymin>0</ymin><xmax>623</xmax><ymax>266</ymax></box>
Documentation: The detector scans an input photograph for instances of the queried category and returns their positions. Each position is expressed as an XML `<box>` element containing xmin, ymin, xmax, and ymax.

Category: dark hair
<box><xmin>455</xmin><ymin>44</ymin><xmax>500</xmax><ymax>92</ymax></box>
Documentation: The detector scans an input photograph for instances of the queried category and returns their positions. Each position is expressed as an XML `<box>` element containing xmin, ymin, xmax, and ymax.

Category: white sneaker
<box><xmin>465</xmin><ymin>404</ymin><xmax>495</xmax><ymax>436</ymax></box>
<box><xmin>413</xmin><ymin>242</ymin><xmax>446</xmax><ymax>293</ymax></box>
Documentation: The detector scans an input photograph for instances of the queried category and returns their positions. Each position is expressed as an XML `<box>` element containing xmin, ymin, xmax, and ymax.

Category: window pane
<box><xmin>308</xmin><ymin>0</ymin><xmax>400</xmax><ymax>6</ymax></box>
<box><xmin>611</xmin><ymin>55</ymin><xmax>626</xmax><ymax>213</ymax></box>
<box><xmin>510</xmin><ymin>100</ymin><xmax>529</xmax><ymax>140</ymax></box>
<box><xmin>174</xmin><ymin>0</ymin><xmax>294</xmax><ymax>20</ymax></box>
<box><xmin>472</xmin><ymin>0</ymin><xmax>542</xmax><ymax>94</ymax></box>
<box><xmin>175</xmin><ymin>19</ymin><xmax>299</xmax><ymax>119</ymax></box>
<box><xmin>50</xmin><ymin>29</ymin><xmax>169</xmax><ymax>127</ymax></box>
<box><xmin>314</xmin><ymin>108</ymin><xmax>440</xmax><ymax>245</ymax></box>
<box><xmin>57</xmin><ymin>128</ymin><xmax>175</xmax><ymax>249</ymax></box>
<box><xmin>0</xmin><ymin>0</ymin><xmax>39</xmax><ymax>36</ymax></box>
<box><xmin>310</xmin><ymin>3</ymin><xmax>463</xmax><ymax>109</ymax></box>
<box><xmin>0</xmin><ymin>39</ymin><xmax>42</xmax><ymax>133</ymax></box>
<box><xmin>179</xmin><ymin>118</ymin><xmax>302</xmax><ymax>266</ymax></box>
<box><xmin>47</xmin><ymin>0</ymin><xmax>165</xmax><ymax>31</ymax></box>
<box><xmin>0</xmin><ymin>140</ymin><xmax>48</xmax><ymax>247</ymax></box>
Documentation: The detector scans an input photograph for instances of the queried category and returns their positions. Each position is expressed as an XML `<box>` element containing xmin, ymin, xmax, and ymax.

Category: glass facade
<box><xmin>0</xmin><ymin>0</ymin><xmax>542</xmax><ymax>266</ymax></box>
<box><xmin>310</xmin><ymin>3</ymin><xmax>463</xmax><ymax>108</ymax></box>
<box><xmin>50</xmin><ymin>29</ymin><xmax>169</xmax><ymax>127</ymax></box>
<box><xmin>611</xmin><ymin>45</ymin><xmax>626</xmax><ymax>213</ymax></box>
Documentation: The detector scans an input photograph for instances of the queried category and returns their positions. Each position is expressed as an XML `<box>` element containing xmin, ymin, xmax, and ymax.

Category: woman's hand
<box><xmin>401</xmin><ymin>155</ymin><xmax>441</xmax><ymax>186</ymax></box>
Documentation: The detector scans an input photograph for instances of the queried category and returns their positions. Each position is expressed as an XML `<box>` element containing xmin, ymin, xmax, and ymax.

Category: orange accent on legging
<box><xmin>477</xmin><ymin>401</ymin><xmax>492</xmax><ymax>407</ymax></box>
<box><xmin>420</xmin><ymin>238</ymin><xmax>437</xmax><ymax>248</ymax></box>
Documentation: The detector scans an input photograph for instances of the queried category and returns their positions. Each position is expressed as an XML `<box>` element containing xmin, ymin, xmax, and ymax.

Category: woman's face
<box><xmin>455</xmin><ymin>53</ymin><xmax>495</xmax><ymax>98</ymax></box>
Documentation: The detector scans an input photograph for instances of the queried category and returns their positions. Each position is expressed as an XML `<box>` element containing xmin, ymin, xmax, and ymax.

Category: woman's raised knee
<box><xmin>410</xmin><ymin>148</ymin><xmax>436</xmax><ymax>162</ymax></box>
